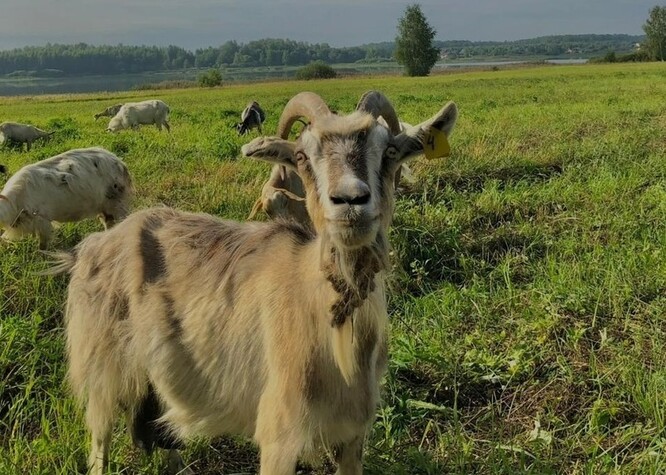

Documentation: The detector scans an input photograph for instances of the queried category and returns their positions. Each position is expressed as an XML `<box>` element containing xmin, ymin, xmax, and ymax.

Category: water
<box><xmin>0</xmin><ymin>71</ymin><xmax>200</xmax><ymax>97</ymax></box>
<box><xmin>0</xmin><ymin>59</ymin><xmax>590</xmax><ymax>97</ymax></box>
<box><xmin>434</xmin><ymin>58</ymin><xmax>589</xmax><ymax>69</ymax></box>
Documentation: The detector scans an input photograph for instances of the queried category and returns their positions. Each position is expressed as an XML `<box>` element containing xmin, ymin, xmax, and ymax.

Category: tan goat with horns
<box><xmin>51</xmin><ymin>90</ymin><xmax>457</xmax><ymax>475</ymax></box>
<box><xmin>248</xmin><ymin>90</ymin><xmax>409</xmax><ymax>225</ymax></box>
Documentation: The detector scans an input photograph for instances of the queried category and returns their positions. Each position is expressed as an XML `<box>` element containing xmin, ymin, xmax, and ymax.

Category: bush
<box><xmin>295</xmin><ymin>61</ymin><xmax>337</xmax><ymax>80</ymax></box>
<box><xmin>198</xmin><ymin>68</ymin><xmax>223</xmax><ymax>87</ymax></box>
<box><xmin>604</xmin><ymin>51</ymin><xmax>617</xmax><ymax>63</ymax></box>
<box><xmin>46</xmin><ymin>117</ymin><xmax>80</xmax><ymax>139</ymax></box>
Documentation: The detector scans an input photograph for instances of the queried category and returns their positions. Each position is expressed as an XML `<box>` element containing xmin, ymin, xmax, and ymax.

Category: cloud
<box><xmin>0</xmin><ymin>0</ymin><xmax>652</xmax><ymax>50</ymax></box>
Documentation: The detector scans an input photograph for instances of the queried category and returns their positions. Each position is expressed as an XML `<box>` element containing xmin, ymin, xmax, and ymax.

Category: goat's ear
<box><xmin>389</xmin><ymin>101</ymin><xmax>458</xmax><ymax>165</ymax></box>
<box><xmin>241</xmin><ymin>136</ymin><xmax>297</xmax><ymax>169</ymax></box>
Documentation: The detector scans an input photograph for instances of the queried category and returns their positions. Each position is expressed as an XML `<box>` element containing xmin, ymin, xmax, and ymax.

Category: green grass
<box><xmin>1</xmin><ymin>63</ymin><xmax>665</xmax><ymax>474</ymax></box>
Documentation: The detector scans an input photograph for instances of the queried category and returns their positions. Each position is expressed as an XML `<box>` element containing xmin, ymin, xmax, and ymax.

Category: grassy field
<box><xmin>1</xmin><ymin>63</ymin><xmax>665</xmax><ymax>474</ymax></box>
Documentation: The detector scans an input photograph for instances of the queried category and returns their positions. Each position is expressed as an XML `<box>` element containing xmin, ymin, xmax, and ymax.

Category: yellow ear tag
<box><xmin>423</xmin><ymin>128</ymin><xmax>451</xmax><ymax>160</ymax></box>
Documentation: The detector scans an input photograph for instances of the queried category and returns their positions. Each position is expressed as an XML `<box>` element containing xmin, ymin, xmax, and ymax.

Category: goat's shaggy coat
<box><xmin>0</xmin><ymin>147</ymin><xmax>132</xmax><ymax>248</ymax></box>
<box><xmin>54</xmin><ymin>91</ymin><xmax>457</xmax><ymax>474</ymax></box>
<box><xmin>107</xmin><ymin>99</ymin><xmax>170</xmax><ymax>132</ymax></box>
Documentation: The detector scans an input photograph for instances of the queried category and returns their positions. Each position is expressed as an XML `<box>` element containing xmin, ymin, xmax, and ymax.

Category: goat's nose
<box><xmin>330</xmin><ymin>179</ymin><xmax>371</xmax><ymax>206</ymax></box>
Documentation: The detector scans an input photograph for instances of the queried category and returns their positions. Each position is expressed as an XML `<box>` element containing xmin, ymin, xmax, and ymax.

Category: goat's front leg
<box><xmin>334</xmin><ymin>436</ymin><xmax>364</xmax><ymax>475</ymax></box>
<box><xmin>36</xmin><ymin>218</ymin><xmax>53</xmax><ymax>250</ymax></box>
<box><xmin>87</xmin><ymin>418</ymin><xmax>112</xmax><ymax>475</ymax></box>
<box><xmin>255</xmin><ymin>390</ymin><xmax>304</xmax><ymax>475</ymax></box>
<box><xmin>259</xmin><ymin>440</ymin><xmax>301</xmax><ymax>475</ymax></box>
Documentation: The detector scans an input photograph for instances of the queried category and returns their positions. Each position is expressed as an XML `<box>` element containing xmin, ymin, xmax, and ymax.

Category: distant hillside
<box><xmin>0</xmin><ymin>34</ymin><xmax>645</xmax><ymax>77</ymax></box>
<box><xmin>432</xmin><ymin>34</ymin><xmax>645</xmax><ymax>59</ymax></box>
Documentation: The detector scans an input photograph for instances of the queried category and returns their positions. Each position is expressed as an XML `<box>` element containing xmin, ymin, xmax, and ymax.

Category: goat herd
<box><xmin>1</xmin><ymin>90</ymin><xmax>457</xmax><ymax>474</ymax></box>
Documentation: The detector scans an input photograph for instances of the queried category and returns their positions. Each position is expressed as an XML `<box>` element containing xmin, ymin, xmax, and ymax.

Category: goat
<box><xmin>51</xmin><ymin>91</ymin><xmax>457</xmax><ymax>475</ymax></box>
<box><xmin>248</xmin><ymin>91</ymin><xmax>409</xmax><ymax>225</ymax></box>
<box><xmin>236</xmin><ymin>100</ymin><xmax>266</xmax><ymax>135</ymax></box>
<box><xmin>94</xmin><ymin>103</ymin><xmax>123</xmax><ymax>121</ymax></box>
<box><xmin>0</xmin><ymin>122</ymin><xmax>54</xmax><ymax>151</ymax></box>
<box><xmin>1</xmin><ymin>147</ymin><xmax>132</xmax><ymax>249</ymax></box>
<box><xmin>107</xmin><ymin>99</ymin><xmax>170</xmax><ymax>132</ymax></box>
<box><xmin>246</xmin><ymin>164</ymin><xmax>309</xmax><ymax>223</ymax></box>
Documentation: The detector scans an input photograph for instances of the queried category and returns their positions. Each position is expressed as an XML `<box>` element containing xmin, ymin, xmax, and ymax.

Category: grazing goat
<box><xmin>249</xmin><ymin>91</ymin><xmax>411</xmax><ymax>224</ymax></box>
<box><xmin>52</xmin><ymin>91</ymin><xmax>457</xmax><ymax>474</ymax></box>
<box><xmin>94</xmin><ymin>103</ymin><xmax>123</xmax><ymax>121</ymax></box>
<box><xmin>107</xmin><ymin>99</ymin><xmax>170</xmax><ymax>132</ymax></box>
<box><xmin>236</xmin><ymin>100</ymin><xmax>266</xmax><ymax>135</ymax></box>
<box><xmin>0</xmin><ymin>122</ymin><xmax>54</xmax><ymax>151</ymax></box>
<box><xmin>1</xmin><ymin>147</ymin><xmax>132</xmax><ymax>249</ymax></box>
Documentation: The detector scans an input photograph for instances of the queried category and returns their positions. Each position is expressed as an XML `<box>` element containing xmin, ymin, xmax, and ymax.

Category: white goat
<box><xmin>107</xmin><ymin>100</ymin><xmax>170</xmax><ymax>132</ymax></box>
<box><xmin>249</xmin><ymin>91</ymin><xmax>412</xmax><ymax>224</ymax></box>
<box><xmin>51</xmin><ymin>91</ymin><xmax>457</xmax><ymax>475</ymax></box>
<box><xmin>94</xmin><ymin>103</ymin><xmax>123</xmax><ymax>121</ymax></box>
<box><xmin>1</xmin><ymin>147</ymin><xmax>132</xmax><ymax>249</ymax></box>
<box><xmin>0</xmin><ymin>121</ymin><xmax>54</xmax><ymax>151</ymax></box>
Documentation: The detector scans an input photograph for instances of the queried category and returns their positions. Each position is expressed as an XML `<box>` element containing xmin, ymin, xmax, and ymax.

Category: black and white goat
<box><xmin>236</xmin><ymin>101</ymin><xmax>266</xmax><ymax>135</ymax></box>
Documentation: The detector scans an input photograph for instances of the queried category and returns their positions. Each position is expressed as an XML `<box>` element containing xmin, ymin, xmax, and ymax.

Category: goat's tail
<box><xmin>247</xmin><ymin>197</ymin><xmax>263</xmax><ymax>220</ymax></box>
<box><xmin>39</xmin><ymin>251</ymin><xmax>77</xmax><ymax>276</ymax></box>
<box><xmin>331</xmin><ymin>317</ymin><xmax>356</xmax><ymax>386</ymax></box>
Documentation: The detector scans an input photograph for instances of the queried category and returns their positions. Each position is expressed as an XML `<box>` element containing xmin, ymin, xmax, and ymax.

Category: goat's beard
<box><xmin>321</xmin><ymin>229</ymin><xmax>390</xmax><ymax>327</ymax></box>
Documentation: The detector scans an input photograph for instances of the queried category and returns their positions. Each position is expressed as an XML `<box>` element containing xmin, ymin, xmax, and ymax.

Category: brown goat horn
<box><xmin>355</xmin><ymin>90</ymin><xmax>401</xmax><ymax>135</ymax></box>
<box><xmin>277</xmin><ymin>92</ymin><xmax>332</xmax><ymax>139</ymax></box>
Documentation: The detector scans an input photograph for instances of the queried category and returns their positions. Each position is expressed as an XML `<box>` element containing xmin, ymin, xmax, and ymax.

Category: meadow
<box><xmin>0</xmin><ymin>63</ymin><xmax>665</xmax><ymax>474</ymax></box>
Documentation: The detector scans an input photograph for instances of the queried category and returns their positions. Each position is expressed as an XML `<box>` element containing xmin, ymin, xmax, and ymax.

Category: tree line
<box><xmin>0</xmin><ymin>34</ymin><xmax>646</xmax><ymax>77</ymax></box>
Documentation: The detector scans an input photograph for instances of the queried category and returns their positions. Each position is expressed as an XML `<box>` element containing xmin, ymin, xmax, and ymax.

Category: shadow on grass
<box><xmin>427</xmin><ymin>162</ymin><xmax>564</xmax><ymax>194</ymax></box>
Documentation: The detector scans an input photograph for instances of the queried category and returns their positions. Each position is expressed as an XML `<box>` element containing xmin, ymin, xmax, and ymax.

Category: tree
<box><xmin>643</xmin><ymin>5</ymin><xmax>666</xmax><ymax>61</ymax></box>
<box><xmin>394</xmin><ymin>4</ymin><xmax>440</xmax><ymax>76</ymax></box>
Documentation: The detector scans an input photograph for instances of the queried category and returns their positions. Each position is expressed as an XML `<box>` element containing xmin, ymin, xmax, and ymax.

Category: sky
<box><xmin>0</xmin><ymin>0</ymin><xmax>655</xmax><ymax>50</ymax></box>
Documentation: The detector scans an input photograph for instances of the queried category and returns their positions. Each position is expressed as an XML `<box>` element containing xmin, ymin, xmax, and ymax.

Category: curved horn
<box><xmin>277</xmin><ymin>92</ymin><xmax>332</xmax><ymax>139</ymax></box>
<box><xmin>355</xmin><ymin>90</ymin><xmax>401</xmax><ymax>135</ymax></box>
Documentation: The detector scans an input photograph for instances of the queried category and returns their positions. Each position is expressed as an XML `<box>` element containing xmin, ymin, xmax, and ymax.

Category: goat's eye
<box><xmin>358</xmin><ymin>130</ymin><xmax>367</xmax><ymax>141</ymax></box>
<box><xmin>384</xmin><ymin>145</ymin><xmax>399</xmax><ymax>160</ymax></box>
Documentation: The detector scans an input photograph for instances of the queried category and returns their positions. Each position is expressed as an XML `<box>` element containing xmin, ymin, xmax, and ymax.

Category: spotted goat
<box><xmin>1</xmin><ymin>147</ymin><xmax>132</xmax><ymax>249</ymax></box>
<box><xmin>50</xmin><ymin>91</ymin><xmax>457</xmax><ymax>474</ymax></box>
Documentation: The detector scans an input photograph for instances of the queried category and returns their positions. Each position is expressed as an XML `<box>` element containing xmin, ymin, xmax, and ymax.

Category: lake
<box><xmin>0</xmin><ymin>59</ymin><xmax>589</xmax><ymax>97</ymax></box>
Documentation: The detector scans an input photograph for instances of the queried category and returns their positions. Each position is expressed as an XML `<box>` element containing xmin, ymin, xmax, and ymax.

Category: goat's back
<box><xmin>119</xmin><ymin>100</ymin><xmax>169</xmax><ymax>122</ymax></box>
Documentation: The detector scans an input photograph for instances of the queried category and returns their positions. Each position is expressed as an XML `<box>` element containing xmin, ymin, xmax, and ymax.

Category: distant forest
<box><xmin>0</xmin><ymin>34</ymin><xmax>644</xmax><ymax>77</ymax></box>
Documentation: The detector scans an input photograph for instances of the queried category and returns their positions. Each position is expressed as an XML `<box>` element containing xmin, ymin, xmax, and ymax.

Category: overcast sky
<box><xmin>0</xmin><ymin>0</ymin><xmax>654</xmax><ymax>50</ymax></box>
